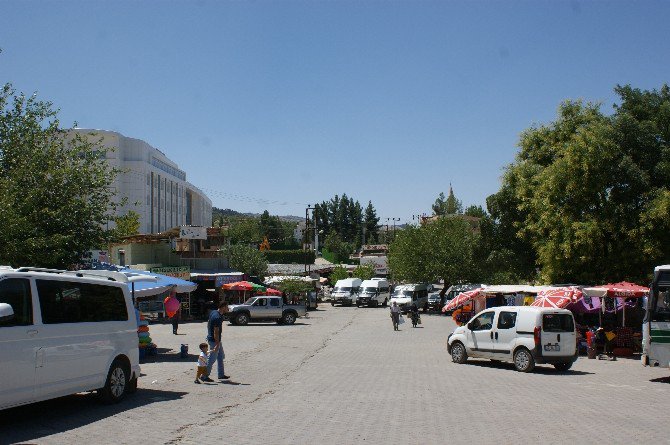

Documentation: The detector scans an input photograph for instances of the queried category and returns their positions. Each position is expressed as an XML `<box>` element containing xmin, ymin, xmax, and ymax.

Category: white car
<box><xmin>0</xmin><ymin>267</ymin><xmax>146</xmax><ymax>410</ymax></box>
<box><xmin>447</xmin><ymin>306</ymin><xmax>577</xmax><ymax>372</ymax></box>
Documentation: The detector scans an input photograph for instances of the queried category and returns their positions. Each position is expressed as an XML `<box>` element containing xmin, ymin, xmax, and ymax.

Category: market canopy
<box><xmin>222</xmin><ymin>281</ymin><xmax>266</xmax><ymax>292</ymax></box>
<box><xmin>81</xmin><ymin>266</ymin><xmax>197</xmax><ymax>298</ymax></box>
<box><xmin>443</xmin><ymin>288</ymin><xmax>484</xmax><ymax>312</ymax></box>
<box><xmin>531</xmin><ymin>287</ymin><xmax>583</xmax><ymax>309</ymax></box>
<box><xmin>582</xmin><ymin>282</ymin><xmax>649</xmax><ymax>299</ymax></box>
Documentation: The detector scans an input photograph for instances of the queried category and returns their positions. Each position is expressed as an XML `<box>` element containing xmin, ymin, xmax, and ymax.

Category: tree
<box><xmin>323</xmin><ymin>230</ymin><xmax>354</xmax><ymax>263</ymax></box>
<box><xmin>226</xmin><ymin>244</ymin><xmax>268</xmax><ymax>278</ymax></box>
<box><xmin>0</xmin><ymin>83</ymin><xmax>118</xmax><ymax>268</ymax></box>
<box><xmin>464</xmin><ymin>205</ymin><xmax>487</xmax><ymax>218</ymax></box>
<box><xmin>432</xmin><ymin>192</ymin><xmax>447</xmax><ymax>216</ymax></box>
<box><xmin>498</xmin><ymin>84</ymin><xmax>670</xmax><ymax>283</ymax></box>
<box><xmin>351</xmin><ymin>263</ymin><xmax>375</xmax><ymax>280</ymax></box>
<box><xmin>363</xmin><ymin>201</ymin><xmax>380</xmax><ymax>244</ymax></box>
<box><xmin>275</xmin><ymin>278</ymin><xmax>313</xmax><ymax>295</ymax></box>
<box><xmin>388</xmin><ymin>217</ymin><xmax>479</xmax><ymax>290</ymax></box>
<box><xmin>329</xmin><ymin>265</ymin><xmax>350</xmax><ymax>283</ymax></box>
<box><xmin>109</xmin><ymin>210</ymin><xmax>141</xmax><ymax>244</ymax></box>
<box><xmin>445</xmin><ymin>185</ymin><xmax>463</xmax><ymax>214</ymax></box>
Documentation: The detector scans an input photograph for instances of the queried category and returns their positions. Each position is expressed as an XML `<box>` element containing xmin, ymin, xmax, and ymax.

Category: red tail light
<box><xmin>534</xmin><ymin>326</ymin><xmax>541</xmax><ymax>346</ymax></box>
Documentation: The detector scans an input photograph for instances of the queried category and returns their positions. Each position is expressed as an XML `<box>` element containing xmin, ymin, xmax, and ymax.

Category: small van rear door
<box><xmin>541</xmin><ymin>312</ymin><xmax>576</xmax><ymax>356</ymax></box>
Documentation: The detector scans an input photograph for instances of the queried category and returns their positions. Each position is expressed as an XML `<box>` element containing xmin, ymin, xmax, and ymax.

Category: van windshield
<box><xmin>334</xmin><ymin>287</ymin><xmax>351</xmax><ymax>292</ymax></box>
<box><xmin>362</xmin><ymin>287</ymin><xmax>378</xmax><ymax>293</ymax></box>
<box><xmin>543</xmin><ymin>314</ymin><xmax>574</xmax><ymax>332</ymax></box>
<box><xmin>392</xmin><ymin>290</ymin><xmax>413</xmax><ymax>297</ymax></box>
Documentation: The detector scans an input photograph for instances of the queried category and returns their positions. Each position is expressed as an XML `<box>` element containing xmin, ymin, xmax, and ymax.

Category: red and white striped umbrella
<box><xmin>531</xmin><ymin>287</ymin><xmax>583</xmax><ymax>309</ymax></box>
<box><xmin>443</xmin><ymin>288</ymin><xmax>483</xmax><ymax>312</ymax></box>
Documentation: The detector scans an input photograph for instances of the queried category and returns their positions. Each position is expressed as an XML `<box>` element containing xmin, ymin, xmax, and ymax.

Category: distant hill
<box><xmin>212</xmin><ymin>207</ymin><xmax>303</xmax><ymax>223</ymax></box>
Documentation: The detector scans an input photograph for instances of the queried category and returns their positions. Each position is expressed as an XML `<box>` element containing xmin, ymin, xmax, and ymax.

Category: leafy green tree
<box><xmin>329</xmin><ymin>265</ymin><xmax>350</xmax><ymax>283</ymax></box>
<box><xmin>109</xmin><ymin>210</ymin><xmax>141</xmax><ymax>244</ymax></box>
<box><xmin>228</xmin><ymin>217</ymin><xmax>261</xmax><ymax>245</ymax></box>
<box><xmin>464</xmin><ymin>205</ymin><xmax>487</xmax><ymax>218</ymax></box>
<box><xmin>323</xmin><ymin>230</ymin><xmax>354</xmax><ymax>263</ymax></box>
<box><xmin>499</xmin><ymin>84</ymin><xmax>670</xmax><ymax>283</ymax></box>
<box><xmin>275</xmin><ymin>278</ymin><xmax>313</xmax><ymax>295</ymax></box>
<box><xmin>0</xmin><ymin>83</ymin><xmax>118</xmax><ymax>268</ymax></box>
<box><xmin>352</xmin><ymin>263</ymin><xmax>375</xmax><ymax>280</ymax></box>
<box><xmin>445</xmin><ymin>186</ymin><xmax>463</xmax><ymax>214</ymax></box>
<box><xmin>226</xmin><ymin>244</ymin><xmax>268</xmax><ymax>278</ymax></box>
<box><xmin>432</xmin><ymin>192</ymin><xmax>447</xmax><ymax>215</ymax></box>
<box><xmin>388</xmin><ymin>217</ymin><xmax>479</xmax><ymax>290</ymax></box>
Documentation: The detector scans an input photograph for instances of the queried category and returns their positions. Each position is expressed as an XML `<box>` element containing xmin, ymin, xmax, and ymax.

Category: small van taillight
<box><xmin>534</xmin><ymin>326</ymin><xmax>541</xmax><ymax>346</ymax></box>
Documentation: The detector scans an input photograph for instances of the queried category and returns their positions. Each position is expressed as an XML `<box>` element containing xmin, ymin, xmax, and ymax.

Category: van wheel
<box><xmin>553</xmin><ymin>362</ymin><xmax>572</xmax><ymax>372</ymax></box>
<box><xmin>98</xmin><ymin>359</ymin><xmax>128</xmax><ymax>403</ymax></box>
<box><xmin>235</xmin><ymin>313</ymin><xmax>249</xmax><ymax>326</ymax></box>
<box><xmin>513</xmin><ymin>348</ymin><xmax>535</xmax><ymax>372</ymax></box>
<box><xmin>451</xmin><ymin>342</ymin><xmax>468</xmax><ymax>364</ymax></box>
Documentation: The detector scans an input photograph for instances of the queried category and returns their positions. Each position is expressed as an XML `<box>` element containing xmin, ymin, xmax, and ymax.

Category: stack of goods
<box><xmin>137</xmin><ymin>309</ymin><xmax>152</xmax><ymax>360</ymax></box>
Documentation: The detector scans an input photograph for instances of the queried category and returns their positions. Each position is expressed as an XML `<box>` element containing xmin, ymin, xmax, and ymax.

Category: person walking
<box><xmin>171</xmin><ymin>307</ymin><xmax>181</xmax><ymax>335</ymax></box>
<box><xmin>409</xmin><ymin>303</ymin><xmax>420</xmax><ymax>328</ymax></box>
<box><xmin>203</xmin><ymin>302</ymin><xmax>230</xmax><ymax>382</ymax></box>
<box><xmin>390</xmin><ymin>301</ymin><xmax>401</xmax><ymax>331</ymax></box>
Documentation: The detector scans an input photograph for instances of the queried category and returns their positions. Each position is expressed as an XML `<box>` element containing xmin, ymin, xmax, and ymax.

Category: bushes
<box><xmin>263</xmin><ymin>250</ymin><xmax>315</xmax><ymax>264</ymax></box>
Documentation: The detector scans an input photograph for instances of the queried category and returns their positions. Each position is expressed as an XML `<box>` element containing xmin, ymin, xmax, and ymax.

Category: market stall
<box><xmin>222</xmin><ymin>281</ymin><xmax>266</xmax><ymax>304</ymax></box>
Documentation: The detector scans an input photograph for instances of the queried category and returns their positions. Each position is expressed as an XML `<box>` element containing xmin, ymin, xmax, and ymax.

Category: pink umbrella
<box><xmin>443</xmin><ymin>288</ymin><xmax>483</xmax><ymax>312</ymax></box>
<box><xmin>257</xmin><ymin>288</ymin><xmax>282</xmax><ymax>296</ymax></box>
<box><xmin>531</xmin><ymin>287</ymin><xmax>583</xmax><ymax>309</ymax></box>
<box><xmin>164</xmin><ymin>295</ymin><xmax>180</xmax><ymax>318</ymax></box>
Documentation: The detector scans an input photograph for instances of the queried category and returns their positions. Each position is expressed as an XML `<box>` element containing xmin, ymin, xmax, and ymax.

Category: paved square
<box><xmin>2</xmin><ymin>305</ymin><xmax>668</xmax><ymax>444</ymax></box>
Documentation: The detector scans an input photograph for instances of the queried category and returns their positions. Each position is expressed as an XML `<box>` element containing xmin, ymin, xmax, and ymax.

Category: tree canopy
<box><xmin>492</xmin><ymin>84</ymin><xmax>670</xmax><ymax>283</ymax></box>
<box><xmin>315</xmin><ymin>194</ymin><xmax>378</xmax><ymax>248</ymax></box>
<box><xmin>226</xmin><ymin>244</ymin><xmax>268</xmax><ymax>278</ymax></box>
<box><xmin>0</xmin><ymin>83</ymin><xmax>118</xmax><ymax>268</ymax></box>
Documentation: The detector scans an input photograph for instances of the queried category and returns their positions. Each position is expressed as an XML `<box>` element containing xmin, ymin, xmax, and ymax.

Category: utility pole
<box><xmin>305</xmin><ymin>205</ymin><xmax>316</xmax><ymax>275</ymax></box>
<box><xmin>387</xmin><ymin>217</ymin><xmax>400</xmax><ymax>240</ymax></box>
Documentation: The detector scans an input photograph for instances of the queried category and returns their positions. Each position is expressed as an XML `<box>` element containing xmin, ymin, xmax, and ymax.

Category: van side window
<box><xmin>470</xmin><ymin>312</ymin><xmax>494</xmax><ymax>331</ymax></box>
<box><xmin>37</xmin><ymin>280</ymin><xmax>128</xmax><ymax>324</ymax></box>
<box><xmin>497</xmin><ymin>311</ymin><xmax>517</xmax><ymax>330</ymax></box>
<box><xmin>0</xmin><ymin>278</ymin><xmax>33</xmax><ymax>326</ymax></box>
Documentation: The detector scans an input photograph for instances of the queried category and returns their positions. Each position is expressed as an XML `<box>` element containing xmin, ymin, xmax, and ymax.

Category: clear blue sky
<box><xmin>1</xmin><ymin>1</ymin><xmax>668</xmax><ymax>223</ymax></box>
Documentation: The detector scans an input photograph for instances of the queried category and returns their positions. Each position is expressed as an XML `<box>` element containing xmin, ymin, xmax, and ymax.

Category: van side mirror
<box><xmin>0</xmin><ymin>303</ymin><xmax>15</xmax><ymax>323</ymax></box>
<box><xmin>467</xmin><ymin>322</ymin><xmax>473</xmax><ymax>330</ymax></box>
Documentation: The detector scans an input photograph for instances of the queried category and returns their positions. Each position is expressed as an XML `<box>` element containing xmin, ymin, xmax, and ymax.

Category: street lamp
<box><xmin>387</xmin><ymin>218</ymin><xmax>400</xmax><ymax>240</ymax></box>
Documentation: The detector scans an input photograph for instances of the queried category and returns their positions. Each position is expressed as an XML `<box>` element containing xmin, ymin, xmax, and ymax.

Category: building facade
<box><xmin>70</xmin><ymin>129</ymin><xmax>212</xmax><ymax>234</ymax></box>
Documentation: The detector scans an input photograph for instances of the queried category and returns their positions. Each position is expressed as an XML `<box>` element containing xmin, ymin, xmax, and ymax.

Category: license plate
<box><xmin>544</xmin><ymin>344</ymin><xmax>560</xmax><ymax>351</ymax></box>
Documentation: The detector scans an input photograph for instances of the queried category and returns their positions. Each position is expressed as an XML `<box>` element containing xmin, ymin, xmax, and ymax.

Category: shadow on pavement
<box><xmin>650</xmin><ymin>376</ymin><xmax>670</xmax><ymax>384</ymax></box>
<box><xmin>0</xmin><ymin>388</ymin><xmax>188</xmax><ymax>444</ymax></box>
<box><xmin>464</xmin><ymin>360</ymin><xmax>595</xmax><ymax>375</ymax></box>
<box><xmin>219</xmin><ymin>380</ymin><xmax>250</xmax><ymax>386</ymax></box>
<box><xmin>227</xmin><ymin>323</ymin><xmax>311</xmax><ymax>327</ymax></box>
<box><xmin>141</xmin><ymin>348</ymin><xmax>198</xmax><ymax>363</ymax></box>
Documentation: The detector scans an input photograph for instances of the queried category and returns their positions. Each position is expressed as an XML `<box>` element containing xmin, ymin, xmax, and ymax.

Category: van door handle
<box><xmin>490</xmin><ymin>331</ymin><xmax>493</xmax><ymax>339</ymax></box>
<box><xmin>558</xmin><ymin>334</ymin><xmax>561</xmax><ymax>342</ymax></box>
<box><xmin>495</xmin><ymin>332</ymin><xmax>498</xmax><ymax>340</ymax></box>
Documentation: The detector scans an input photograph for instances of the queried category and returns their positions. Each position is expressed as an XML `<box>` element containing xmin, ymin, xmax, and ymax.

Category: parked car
<box><xmin>428</xmin><ymin>291</ymin><xmax>443</xmax><ymax>312</ymax></box>
<box><xmin>0</xmin><ymin>267</ymin><xmax>144</xmax><ymax>410</ymax></box>
<box><xmin>389</xmin><ymin>283</ymin><xmax>430</xmax><ymax>313</ymax></box>
<box><xmin>357</xmin><ymin>278</ymin><xmax>390</xmax><ymax>307</ymax></box>
<box><xmin>228</xmin><ymin>296</ymin><xmax>307</xmax><ymax>325</ymax></box>
<box><xmin>447</xmin><ymin>306</ymin><xmax>578</xmax><ymax>372</ymax></box>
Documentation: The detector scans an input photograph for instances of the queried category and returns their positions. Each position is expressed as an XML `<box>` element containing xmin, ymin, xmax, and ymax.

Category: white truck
<box><xmin>356</xmin><ymin>278</ymin><xmax>390</xmax><ymax>308</ymax></box>
<box><xmin>330</xmin><ymin>278</ymin><xmax>362</xmax><ymax>306</ymax></box>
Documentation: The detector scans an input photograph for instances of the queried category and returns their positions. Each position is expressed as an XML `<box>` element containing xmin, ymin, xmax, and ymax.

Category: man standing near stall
<box><xmin>202</xmin><ymin>301</ymin><xmax>230</xmax><ymax>382</ymax></box>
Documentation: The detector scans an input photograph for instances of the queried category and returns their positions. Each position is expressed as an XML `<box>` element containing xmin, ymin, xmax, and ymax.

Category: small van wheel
<box><xmin>553</xmin><ymin>362</ymin><xmax>572</xmax><ymax>372</ymax></box>
<box><xmin>99</xmin><ymin>359</ymin><xmax>128</xmax><ymax>404</ymax></box>
<box><xmin>513</xmin><ymin>348</ymin><xmax>535</xmax><ymax>372</ymax></box>
<box><xmin>451</xmin><ymin>342</ymin><xmax>468</xmax><ymax>364</ymax></box>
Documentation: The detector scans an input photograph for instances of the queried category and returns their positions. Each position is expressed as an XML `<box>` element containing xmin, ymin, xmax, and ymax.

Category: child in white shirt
<box><xmin>195</xmin><ymin>343</ymin><xmax>209</xmax><ymax>383</ymax></box>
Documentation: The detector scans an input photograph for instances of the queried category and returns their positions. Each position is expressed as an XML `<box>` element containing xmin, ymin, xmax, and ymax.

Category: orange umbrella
<box><xmin>443</xmin><ymin>288</ymin><xmax>483</xmax><ymax>312</ymax></box>
<box><xmin>531</xmin><ymin>287</ymin><xmax>583</xmax><ymax>309</ymax></box>
<box><xmin>222</xmin><ymin>281</ymin><xmax>266</xmax><ymax>292</ymax></box>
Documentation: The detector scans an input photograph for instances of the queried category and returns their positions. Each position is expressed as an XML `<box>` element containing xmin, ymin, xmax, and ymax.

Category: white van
<box><xmin>330</xmin><ymin>278</ymin><xmax>362</xmax><ymax>306</ymax></box>
<box><xmin>389</xmin><ymin>283</ymin><xmax>430</xmax><ymax>313</ymax></box>
<box><xmin>447</xmin><ymin>306</ymin><xmax>577</xmax><ymax>372</ymax></box>
<box><xmin>357</xmin><ymin>278</ymin><xmax>390</xmax><ymax>308</ymax></box>
<box><xmin>0</xmin><ymin>267</ymin><xmax>145</xmax><ymax>410</ymax></box>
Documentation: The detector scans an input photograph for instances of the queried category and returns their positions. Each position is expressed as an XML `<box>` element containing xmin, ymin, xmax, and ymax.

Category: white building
<box><xmin>70</xmin><ymin>129</ymin><xmax>212</xmax><ymax>235</ymax></box>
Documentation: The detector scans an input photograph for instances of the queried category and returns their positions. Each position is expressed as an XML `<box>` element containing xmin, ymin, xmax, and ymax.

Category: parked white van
<box><xmin>447</xmin><ymin>306</ymin><xmax>577</xmax><ymax>372</ymax></box>
<box><xmin>389</xmin><ymin>283</ymin><xmax>430</xmax><ymax>313</ymax></box>
<box><xmin>330</xmin><ymin>278</ymin><xmax>362</xmax><ymax>306</ymax></box>
<box><xmin>357</xmin><ymin>278</ymin><xmax>390</xmax><ymax>308</ymax></box>
<box><xmin>0</xmin><ymin>267</ymin><xmax>145</xmax><ymax>410</ymax></box>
